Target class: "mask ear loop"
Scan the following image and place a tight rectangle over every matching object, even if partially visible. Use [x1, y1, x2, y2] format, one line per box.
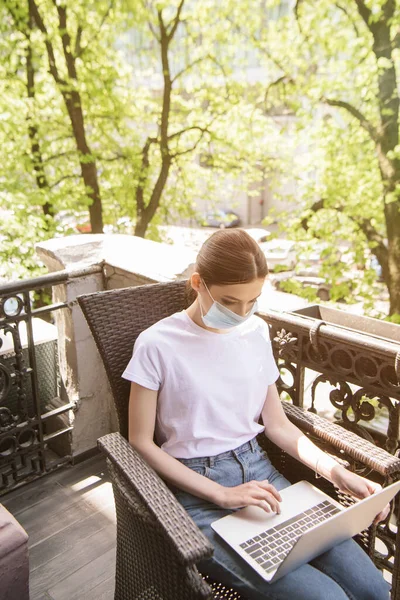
[198, 278, 212, 319]
[198, 296, 205, 319]
[201, 278, 214, 302]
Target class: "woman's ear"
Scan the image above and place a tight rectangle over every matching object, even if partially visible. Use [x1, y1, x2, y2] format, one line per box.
[191, 272, 201, 292]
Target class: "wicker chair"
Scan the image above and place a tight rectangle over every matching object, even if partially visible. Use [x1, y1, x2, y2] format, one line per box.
[78, 280, 400, 600]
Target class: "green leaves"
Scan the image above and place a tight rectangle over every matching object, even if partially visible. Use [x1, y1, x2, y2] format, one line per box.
[249, 0, 400, 315]
[1, 0, 400, 315]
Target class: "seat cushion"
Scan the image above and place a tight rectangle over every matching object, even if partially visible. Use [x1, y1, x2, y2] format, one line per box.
[0, 504, 28, 559]
[0, 503, 29, 600]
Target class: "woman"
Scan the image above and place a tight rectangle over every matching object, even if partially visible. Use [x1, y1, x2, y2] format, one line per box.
[123, 229, 390, 600]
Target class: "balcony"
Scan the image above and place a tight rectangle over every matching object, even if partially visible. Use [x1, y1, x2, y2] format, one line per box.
[1, 454, 115, 600]
[1, 233, 399, 598]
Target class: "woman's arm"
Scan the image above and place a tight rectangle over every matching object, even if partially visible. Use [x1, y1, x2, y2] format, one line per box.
[128, 382, 282, 512]
[262, 384, 389, 522]
[262, 384, 343, 482]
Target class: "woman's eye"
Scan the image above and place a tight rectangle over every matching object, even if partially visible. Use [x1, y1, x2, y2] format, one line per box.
[222, 299, 256, 307]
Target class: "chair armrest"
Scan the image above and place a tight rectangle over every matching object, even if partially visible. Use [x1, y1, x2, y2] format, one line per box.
[282, 402, 400, 477]
[97, 432, 214, 566]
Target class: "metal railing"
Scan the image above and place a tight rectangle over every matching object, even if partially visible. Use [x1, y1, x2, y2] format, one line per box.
[261, 307, 400, 579]
[261, 308, 400, 451]
[0, 265, 103, 495]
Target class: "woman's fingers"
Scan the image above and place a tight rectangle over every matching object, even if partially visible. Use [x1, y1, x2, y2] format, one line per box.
[373, 502, 391, 525]
[335, 472, 377, 500]
[254, 493, 281, 514]
[249, 482, 282, 513]
[256, 499, 272, 513]
[337, 476, 390, 524]
[367, 481, 382, 494]
[219, 481, 282, 513]
[337, 483, 365, 499]
[255, 480, 282, 502]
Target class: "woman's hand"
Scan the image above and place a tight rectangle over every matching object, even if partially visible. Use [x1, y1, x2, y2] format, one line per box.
[216, 480, 282, 514]
[331, 465, 390, 524]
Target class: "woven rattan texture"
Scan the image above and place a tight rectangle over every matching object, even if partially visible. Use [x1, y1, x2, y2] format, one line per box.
[108, 460, 213, 600]
[99, 433, 214, 565]
[78, 280, 189, 439]
[283, 402, 400, 476]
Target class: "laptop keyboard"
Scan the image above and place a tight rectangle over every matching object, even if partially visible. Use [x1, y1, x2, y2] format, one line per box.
[240, 500, 341, 573]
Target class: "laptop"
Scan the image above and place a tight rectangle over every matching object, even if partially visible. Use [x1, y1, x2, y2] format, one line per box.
[211, 479, 400, 583]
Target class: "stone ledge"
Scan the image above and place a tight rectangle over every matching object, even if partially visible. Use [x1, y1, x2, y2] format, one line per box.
[36, 234, 196, 283]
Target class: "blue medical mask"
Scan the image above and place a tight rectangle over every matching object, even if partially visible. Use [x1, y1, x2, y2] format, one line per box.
[199, 280, 259, 329]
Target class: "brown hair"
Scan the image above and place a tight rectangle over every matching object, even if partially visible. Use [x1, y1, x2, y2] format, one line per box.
[187, 229, 268, 302]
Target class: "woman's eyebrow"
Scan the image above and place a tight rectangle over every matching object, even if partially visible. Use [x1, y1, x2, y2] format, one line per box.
[221, 293, 262, 302]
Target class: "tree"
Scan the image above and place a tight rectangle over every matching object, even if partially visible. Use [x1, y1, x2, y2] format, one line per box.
[0, 0, 295, 287]
[131, 0, 210, 237]
[4, 0, 54, 217]
[1, 0, 132, 241]
[248, 0, 400, 316]
[109, 0, 285, 238]
[29, 0, 104, 232]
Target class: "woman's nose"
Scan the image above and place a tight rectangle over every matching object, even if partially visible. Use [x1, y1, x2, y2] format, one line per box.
[236, 305, 248, 317]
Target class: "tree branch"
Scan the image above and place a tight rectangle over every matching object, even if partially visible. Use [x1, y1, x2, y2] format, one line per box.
[353, 0, 372, 31]
[392, 29, 400, 49]
[75, 1, 113, 58]
[294, 0, 304, 20]
[383, 0, 396, 24]
[171, 55, 207, 83]
[252, 37, 293, 81]
[301, 199, 389, 274]
[74, 25, 83, 57]
[170, 131, 208, 158]
[354, 0, 395, 58]
[323, 97, 381, 143]
[264, 75, 294, 106]
[335, 2, 360, 38]
[324, 97, 396, 182]
[49, 174, 78, 189]
[6, 0, 55, 216]
[142, 0, 159, 40]
[42, 150, 76, 164]
[294, 0, 307, 35]
[168, 125, 210, 141]
[30, 0, 66, 85]
[300, 200, 325, 230]
[158, 11, 172, 147]
[166, 0, 185, 42]
[52, 1, 77, 80]
[4, 0, 28, 36]
[147, 20, 160, 41]
[171, 143, 202, 158]
[136, 137, 157, 214]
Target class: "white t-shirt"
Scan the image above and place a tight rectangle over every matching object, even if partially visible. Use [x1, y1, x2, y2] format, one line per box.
[122, 310, 279, 458]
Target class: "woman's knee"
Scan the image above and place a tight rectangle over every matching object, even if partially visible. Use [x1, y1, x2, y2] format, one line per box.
[199, 553, 350, 600]
[311, 539, 390, 600]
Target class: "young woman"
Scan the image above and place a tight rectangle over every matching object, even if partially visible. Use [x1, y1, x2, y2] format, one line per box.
[123, 229, 390, 600]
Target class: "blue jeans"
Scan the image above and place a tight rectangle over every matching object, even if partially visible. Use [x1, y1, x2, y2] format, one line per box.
[172, 438, 390, 600]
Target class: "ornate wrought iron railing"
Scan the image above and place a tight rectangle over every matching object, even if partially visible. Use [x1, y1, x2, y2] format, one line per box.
[261, 305, 400, 580]
[0, 265, 102, 495]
